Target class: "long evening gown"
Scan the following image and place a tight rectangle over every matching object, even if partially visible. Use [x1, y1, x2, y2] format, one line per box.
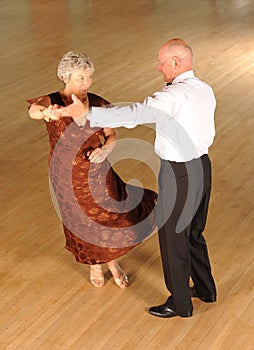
[41, 91, 157, 264]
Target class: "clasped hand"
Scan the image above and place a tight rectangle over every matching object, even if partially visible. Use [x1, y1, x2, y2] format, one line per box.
[42, 104, 61, 121]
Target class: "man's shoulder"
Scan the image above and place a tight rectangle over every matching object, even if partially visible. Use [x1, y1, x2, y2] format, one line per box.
[175, 76, 214, 93]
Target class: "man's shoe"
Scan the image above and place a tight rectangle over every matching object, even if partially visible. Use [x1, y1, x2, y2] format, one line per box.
[149, 304, 192, 318]
[190, 287, 216, 303]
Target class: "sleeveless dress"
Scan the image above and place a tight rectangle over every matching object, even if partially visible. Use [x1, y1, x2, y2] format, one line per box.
[44, 91, 157, 264]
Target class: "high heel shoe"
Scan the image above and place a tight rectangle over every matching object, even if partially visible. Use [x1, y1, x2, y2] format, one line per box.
[90, 264, 104, 288]
[108, 263, 128, 289]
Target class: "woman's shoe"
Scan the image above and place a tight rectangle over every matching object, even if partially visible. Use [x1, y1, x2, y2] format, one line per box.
[90, 264, 104, 288]
[108, 262, 128, 289]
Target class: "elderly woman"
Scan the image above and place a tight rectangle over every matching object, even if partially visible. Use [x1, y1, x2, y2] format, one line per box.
[28, 51, 157, 289]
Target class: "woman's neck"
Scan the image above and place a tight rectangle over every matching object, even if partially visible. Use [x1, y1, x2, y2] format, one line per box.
[60, 89, 88, 105]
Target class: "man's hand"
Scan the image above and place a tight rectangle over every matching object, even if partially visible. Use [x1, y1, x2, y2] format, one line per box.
[53, 94, 89, 119]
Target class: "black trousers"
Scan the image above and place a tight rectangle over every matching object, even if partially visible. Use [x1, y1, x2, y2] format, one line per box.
[156, 155, 216, 314]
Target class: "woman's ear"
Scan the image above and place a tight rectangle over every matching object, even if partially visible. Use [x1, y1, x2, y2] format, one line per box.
[62, 73, 70, 85]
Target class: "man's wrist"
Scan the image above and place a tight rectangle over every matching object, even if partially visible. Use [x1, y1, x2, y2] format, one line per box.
[86, 110, 91, 121]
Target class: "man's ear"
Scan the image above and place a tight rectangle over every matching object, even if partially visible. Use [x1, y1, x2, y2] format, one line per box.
[172, 56, 181, 68]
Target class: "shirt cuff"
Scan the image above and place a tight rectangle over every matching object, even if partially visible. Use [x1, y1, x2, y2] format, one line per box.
[74, 114, 87, 127]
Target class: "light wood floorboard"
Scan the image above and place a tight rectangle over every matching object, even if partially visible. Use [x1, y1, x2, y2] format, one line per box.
[1, 0, 254, 349]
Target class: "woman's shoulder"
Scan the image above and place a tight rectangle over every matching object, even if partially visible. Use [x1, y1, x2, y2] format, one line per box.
[47, 91, 65, 106]
[88, 92, 111, 107]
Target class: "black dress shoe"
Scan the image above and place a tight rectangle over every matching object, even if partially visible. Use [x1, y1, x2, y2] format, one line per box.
[190, 287, 216, 303]
[149, 304, 192, 318]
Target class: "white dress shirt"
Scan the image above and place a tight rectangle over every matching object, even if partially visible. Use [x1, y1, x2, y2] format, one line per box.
[89, 71, 216, 162]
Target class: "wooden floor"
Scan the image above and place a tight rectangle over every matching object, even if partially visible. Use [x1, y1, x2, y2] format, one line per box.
[1, 0, 254, 349]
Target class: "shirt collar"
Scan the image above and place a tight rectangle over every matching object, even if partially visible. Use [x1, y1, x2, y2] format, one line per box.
[172, 70, 194, 84]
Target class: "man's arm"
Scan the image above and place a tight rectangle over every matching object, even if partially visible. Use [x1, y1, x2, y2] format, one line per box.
[54, 94, 169, 128]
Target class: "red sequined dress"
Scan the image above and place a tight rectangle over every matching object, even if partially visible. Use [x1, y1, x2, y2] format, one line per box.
[44, 91, 157, 264]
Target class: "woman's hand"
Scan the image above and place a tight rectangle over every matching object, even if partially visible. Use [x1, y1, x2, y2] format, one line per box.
[87, 147, 109, 163]
[41, 104, 62, 121]
[88, 127, 117, 163]
[28, 95, 61, 121]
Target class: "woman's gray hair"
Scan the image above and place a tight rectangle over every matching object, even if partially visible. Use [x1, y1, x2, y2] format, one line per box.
[57, 51, 94, 81]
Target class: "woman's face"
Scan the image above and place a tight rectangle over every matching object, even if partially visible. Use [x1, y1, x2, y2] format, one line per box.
[65, 68, 93, 95]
